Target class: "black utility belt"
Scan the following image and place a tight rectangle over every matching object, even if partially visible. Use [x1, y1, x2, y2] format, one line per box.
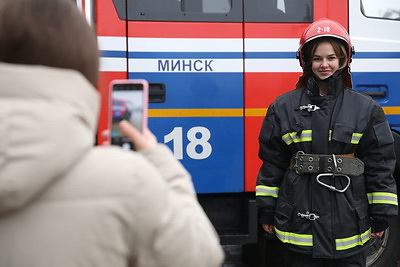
[289, 151, 364, 176]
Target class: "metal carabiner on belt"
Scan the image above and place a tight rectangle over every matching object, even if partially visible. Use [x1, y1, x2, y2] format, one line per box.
[316, 173, 350, 193]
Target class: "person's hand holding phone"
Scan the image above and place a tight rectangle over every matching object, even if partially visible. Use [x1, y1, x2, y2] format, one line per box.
[118, 120, 157, 151]
[110, 79, 148, 150]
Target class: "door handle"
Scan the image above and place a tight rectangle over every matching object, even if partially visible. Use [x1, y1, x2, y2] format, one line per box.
[364, 91, 387, 97]
[149, 83, 166, 103]
[356, 85, 387, 98]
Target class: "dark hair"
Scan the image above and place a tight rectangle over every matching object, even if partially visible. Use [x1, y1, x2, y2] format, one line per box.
[302, 37, 348, 71]
[0, 0, 99, 86]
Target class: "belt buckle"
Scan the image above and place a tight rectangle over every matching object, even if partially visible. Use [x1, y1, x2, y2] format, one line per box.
[294, 151, 305, 174]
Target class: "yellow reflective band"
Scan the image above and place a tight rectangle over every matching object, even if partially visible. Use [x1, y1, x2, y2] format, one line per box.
[367, 192, 398, 206]
[336, 228, 371, 251]
[282, 130, 312, 145]
[256, 185, 279, 198]
[274, 228, 313, 246]
[351, 133, 363, 144]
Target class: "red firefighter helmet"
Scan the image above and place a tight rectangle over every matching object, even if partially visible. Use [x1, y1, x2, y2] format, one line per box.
[295, 18, 355, 88]
[297, 18, 355, 68]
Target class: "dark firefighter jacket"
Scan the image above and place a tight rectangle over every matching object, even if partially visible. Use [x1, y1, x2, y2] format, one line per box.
[256, 72, 398, 259]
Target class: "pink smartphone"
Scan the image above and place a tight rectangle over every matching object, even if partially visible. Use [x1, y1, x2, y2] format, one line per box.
[109, 79, 149, 150]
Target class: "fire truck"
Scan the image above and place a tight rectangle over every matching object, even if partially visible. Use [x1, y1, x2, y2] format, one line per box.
[77, 0, 400, 266]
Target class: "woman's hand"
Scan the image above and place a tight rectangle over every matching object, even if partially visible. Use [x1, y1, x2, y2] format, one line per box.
[370, 231, 384, 238]
[262, 224, 275, 234]
[118, 120, 157, 151]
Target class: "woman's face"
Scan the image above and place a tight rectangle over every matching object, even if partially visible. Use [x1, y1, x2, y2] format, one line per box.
[311, 41, 340, 80]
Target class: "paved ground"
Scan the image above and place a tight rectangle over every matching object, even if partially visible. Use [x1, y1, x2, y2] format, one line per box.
[221, 244, 400, 267]
[222, 245, 250, 267]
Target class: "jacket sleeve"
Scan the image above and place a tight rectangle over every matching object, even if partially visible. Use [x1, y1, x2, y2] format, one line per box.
[357, 102, 398, 220]
[256, 102, 292, 212]
[134, 144, 224, 267]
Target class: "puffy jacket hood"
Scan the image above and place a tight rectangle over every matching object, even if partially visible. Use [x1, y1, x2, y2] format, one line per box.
[0, 63, 99, 214]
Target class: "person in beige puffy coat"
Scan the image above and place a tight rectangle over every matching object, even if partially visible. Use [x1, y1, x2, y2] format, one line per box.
[0, 0, 224, 266]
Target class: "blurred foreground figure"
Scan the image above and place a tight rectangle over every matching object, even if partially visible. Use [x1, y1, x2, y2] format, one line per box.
[0, 0, 224, 266]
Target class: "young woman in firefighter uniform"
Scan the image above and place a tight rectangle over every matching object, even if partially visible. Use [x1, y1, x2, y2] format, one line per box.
[256, 18, 398, 266]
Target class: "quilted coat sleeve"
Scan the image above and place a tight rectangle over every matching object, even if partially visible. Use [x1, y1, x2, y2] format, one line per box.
[256, 102, 292, 210]
[356, 102, 398, 220]
[135, 144, 224, 267]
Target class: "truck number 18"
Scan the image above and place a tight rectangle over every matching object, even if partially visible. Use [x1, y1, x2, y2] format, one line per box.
[164, 127, 212, 160]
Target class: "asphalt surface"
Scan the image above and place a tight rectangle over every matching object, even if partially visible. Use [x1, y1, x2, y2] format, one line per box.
[222, 245, 250, 267]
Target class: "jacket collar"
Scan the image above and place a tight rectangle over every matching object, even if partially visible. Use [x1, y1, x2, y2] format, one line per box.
[306, 70, 345, 99]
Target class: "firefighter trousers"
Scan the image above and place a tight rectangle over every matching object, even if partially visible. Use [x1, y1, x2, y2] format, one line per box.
[282, 247, 367, 267]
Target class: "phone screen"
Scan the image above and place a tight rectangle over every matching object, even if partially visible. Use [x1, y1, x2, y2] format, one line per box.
[111, 82, 146, 149]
